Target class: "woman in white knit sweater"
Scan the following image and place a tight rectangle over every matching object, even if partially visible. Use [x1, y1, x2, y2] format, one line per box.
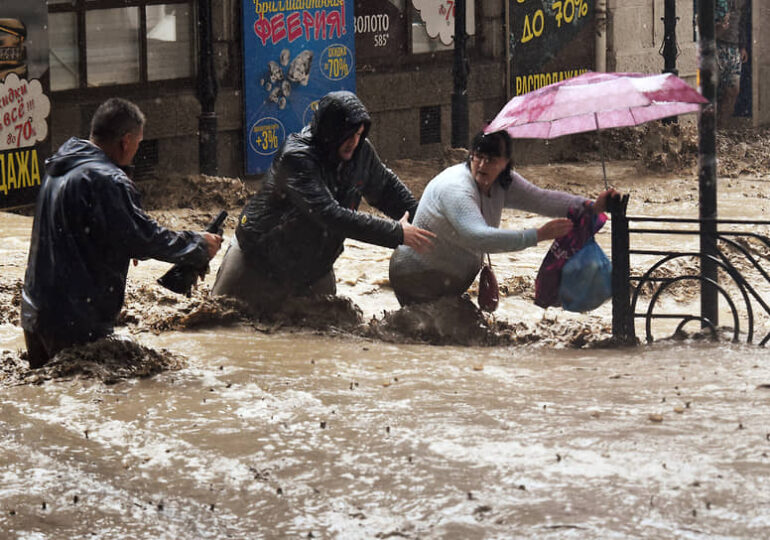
[388, 129, 617, 306]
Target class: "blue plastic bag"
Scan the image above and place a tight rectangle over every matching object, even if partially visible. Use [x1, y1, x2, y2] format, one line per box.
[558, 238, 612, 312]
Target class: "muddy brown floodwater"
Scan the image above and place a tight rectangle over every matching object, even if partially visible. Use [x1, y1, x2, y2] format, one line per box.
[1, 124, 770, 538]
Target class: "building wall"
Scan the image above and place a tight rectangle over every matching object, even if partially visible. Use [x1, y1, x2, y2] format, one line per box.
[49, 0, 245, 179]
[359, 59, 508, 160]
[607, 0, 698, 85]
[328, 0, 511, 163]
[49, 1, 511, 179]
[50, 88, 247, 180]
[48, 1, 755, 179]
[754, 0, 770, 124]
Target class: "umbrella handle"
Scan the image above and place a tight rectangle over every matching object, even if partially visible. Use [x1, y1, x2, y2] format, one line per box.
[595, 113, 608, 191]
[599, 140, 608, 191]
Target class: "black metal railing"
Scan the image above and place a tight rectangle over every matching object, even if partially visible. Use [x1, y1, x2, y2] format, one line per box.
[609, 195, 770, 345]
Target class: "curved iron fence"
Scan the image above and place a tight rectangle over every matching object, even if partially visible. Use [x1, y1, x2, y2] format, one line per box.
[609, 196, 770, 345]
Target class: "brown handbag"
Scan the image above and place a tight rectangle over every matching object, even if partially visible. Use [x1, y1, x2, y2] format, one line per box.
[478, 254, 499, 312]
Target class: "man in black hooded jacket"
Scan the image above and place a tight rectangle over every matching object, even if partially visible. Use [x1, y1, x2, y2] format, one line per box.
[212, 91, 434, 314]
[21, 98, 222, 368]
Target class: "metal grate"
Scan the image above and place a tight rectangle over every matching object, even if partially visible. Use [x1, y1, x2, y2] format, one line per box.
[419, 105, 441, 145]
[133, 139, 159, 180]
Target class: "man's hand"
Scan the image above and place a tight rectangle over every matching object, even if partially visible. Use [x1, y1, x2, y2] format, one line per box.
[399, 212, 436, 253]
[202, 232, 223, 259]
[537, 218, 573, 242]
[593, 188, 621, 214]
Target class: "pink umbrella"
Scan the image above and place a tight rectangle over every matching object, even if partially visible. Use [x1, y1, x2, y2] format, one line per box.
[485, 71, 708, 188]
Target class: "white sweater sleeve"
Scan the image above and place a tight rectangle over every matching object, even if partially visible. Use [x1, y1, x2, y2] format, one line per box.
[505, 171, 587, 217]
[440, 179, 538, 254]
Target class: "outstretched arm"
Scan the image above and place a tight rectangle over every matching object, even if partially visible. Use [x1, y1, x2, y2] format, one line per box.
[277, 152, 407, 249]
[505, 171, 587, 216]
[98, 172, 211, 267]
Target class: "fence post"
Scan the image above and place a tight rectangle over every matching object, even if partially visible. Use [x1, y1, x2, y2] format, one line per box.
[196, 0, 218, 176]
[661, 0, 679, 125]
[451, 0, 469, 149]
[697, 0, 719, 328]
[609, 194, 635, 344]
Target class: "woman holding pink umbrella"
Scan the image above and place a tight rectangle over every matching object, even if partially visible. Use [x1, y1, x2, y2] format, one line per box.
[388, 129, 617, 307]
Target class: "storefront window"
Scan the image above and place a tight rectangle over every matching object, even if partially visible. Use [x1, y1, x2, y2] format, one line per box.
[411, 11, 453, 54]
[410, 0, 475, 54]
[146, 4, 193, 81]
[86, 8, 141, 86]
[48, 12, 79, 90]
[47, 0, 193, 91]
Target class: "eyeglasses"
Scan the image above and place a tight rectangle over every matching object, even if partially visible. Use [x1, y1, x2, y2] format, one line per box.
[471, 153, 505, 165]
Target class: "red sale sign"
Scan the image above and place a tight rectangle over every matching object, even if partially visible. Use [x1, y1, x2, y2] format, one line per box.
[0, 2, 51, 209]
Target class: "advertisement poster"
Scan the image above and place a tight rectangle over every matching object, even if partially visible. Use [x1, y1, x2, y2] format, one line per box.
[242, 0, 356, 175]
[0, 1, 50, 208]
[354, 0, 406, 61]
[509, 0, 595, 97]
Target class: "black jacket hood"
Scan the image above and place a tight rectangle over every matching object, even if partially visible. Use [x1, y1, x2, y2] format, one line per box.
[45, 137, 105, 177]
[310, 91, 371, 161]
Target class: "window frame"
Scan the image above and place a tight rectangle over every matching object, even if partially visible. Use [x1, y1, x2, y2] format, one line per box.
[407, 1, 477, 56]
[48, 0, 196, 95]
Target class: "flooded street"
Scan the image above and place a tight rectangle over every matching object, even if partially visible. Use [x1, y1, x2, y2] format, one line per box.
[2, 331, 770, 538]
[2, 146, 770, 537]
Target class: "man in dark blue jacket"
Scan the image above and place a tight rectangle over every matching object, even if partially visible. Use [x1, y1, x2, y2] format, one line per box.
[21, 98, 222, 368]
[211, 91, 435, 315]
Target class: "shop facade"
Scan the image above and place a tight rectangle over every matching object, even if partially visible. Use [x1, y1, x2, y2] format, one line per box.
[38, 1, 769, 183]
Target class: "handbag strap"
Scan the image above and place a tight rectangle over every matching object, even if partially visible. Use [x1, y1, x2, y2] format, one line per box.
[474, 177, 494, 270]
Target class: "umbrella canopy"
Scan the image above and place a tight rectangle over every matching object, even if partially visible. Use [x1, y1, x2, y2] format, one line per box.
[486, 72, 708, 140]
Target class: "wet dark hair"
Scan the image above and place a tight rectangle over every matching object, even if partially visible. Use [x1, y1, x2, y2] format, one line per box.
[90, 98, 145, 144]
[467, 129, 514, 188]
